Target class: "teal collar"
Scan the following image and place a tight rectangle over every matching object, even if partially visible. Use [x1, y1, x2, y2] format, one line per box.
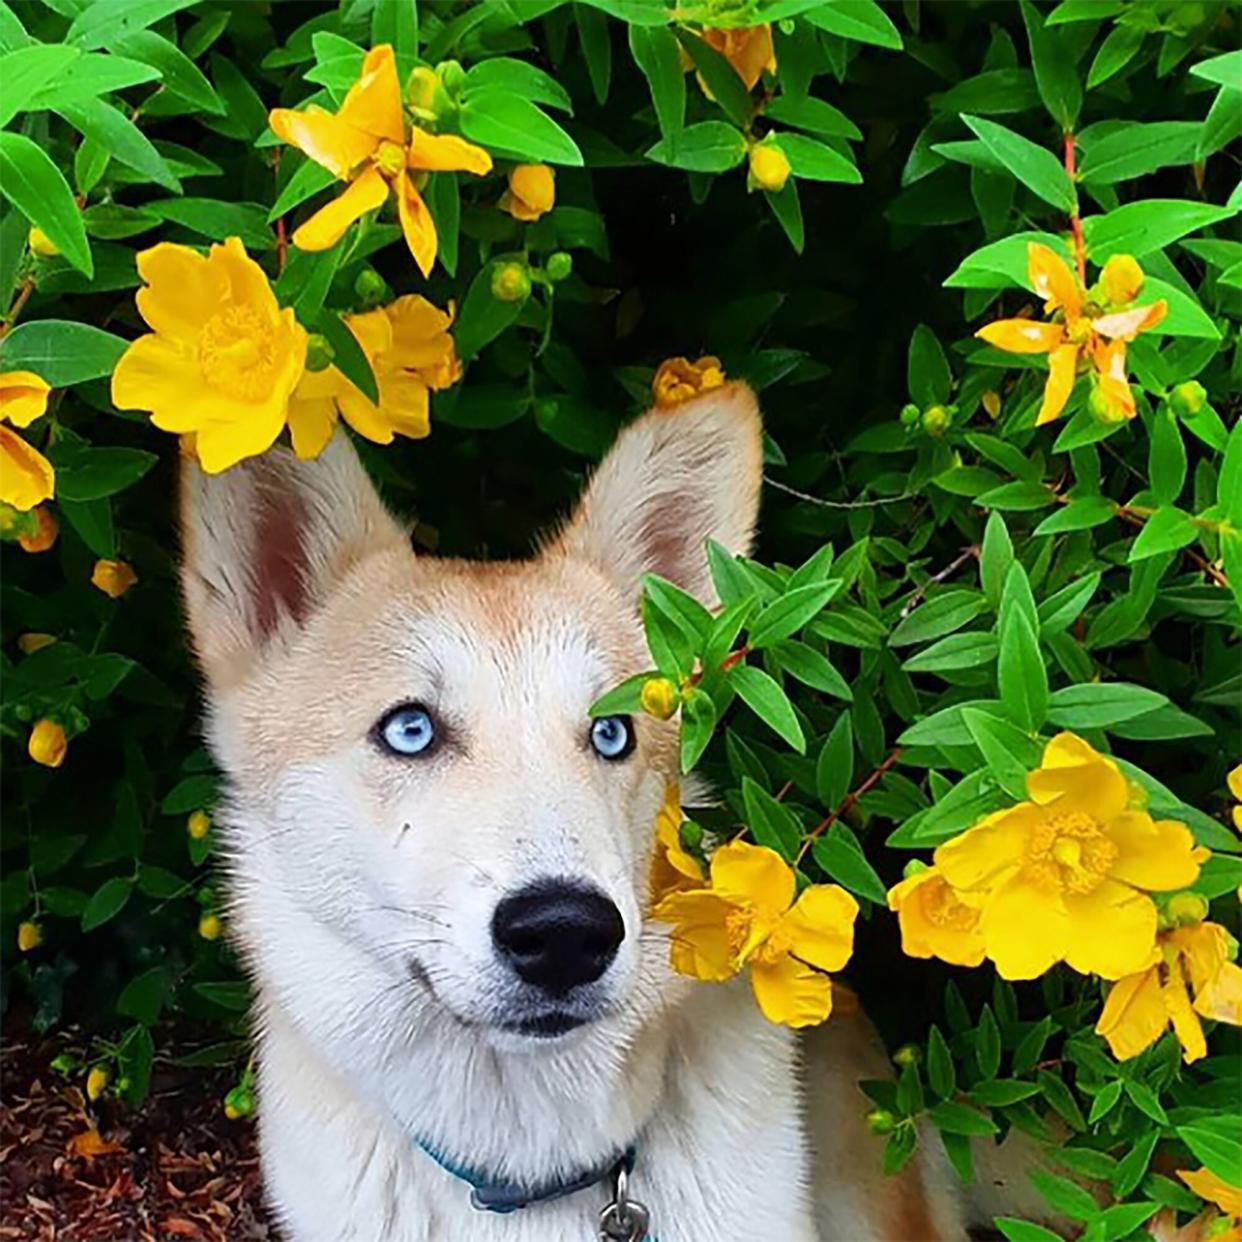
[415, 1137, 636, 1215]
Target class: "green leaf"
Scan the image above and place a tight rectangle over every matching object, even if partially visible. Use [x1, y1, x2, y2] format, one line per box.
[1019, 0, 1082, 130]
[1089, 1079, 1124, 1123]
[890, 590, 990, 646]
[765, 177, 804, 253]
[81, 876, 134, 932]
[804, 0, 903, 51]
[997, 609, 1047, 732]
[1028, 1169, 1097, 1221]
[995, 1218, 1065, 1242]
[1080, 122, 1202, 186]
[269, 158, 336, 221]
[764, 95, 861, 141]
[680, 687, 717, 773]
[931, 69, 1040, 117]
[902, 632, 998, 674]
[976, 481, 1056, 511]
[465, 58, 572, 115]
[1038, 573, 1101, 635]
[459, 91, 584, 166]
[1123, 1081, 1168, 1126]
[56, 98, 179, 191]
[963, 708, 1041, 799]
[371, 0, 418, 80]
[0, 43, 81, 127]
[970, 1080, 1041, 1107]
[1128, 507, 1197, 562]
[113, 30, 224, 113]
[116, 966, 168, 1026]
[771, 132, 862, 183]
[454, 260, 525, 361]
[65, 0, 198, 50]
[194, 981, 250, 1011]
[0, 320, 125, 384]
[576, 4, 612, 105]
[628, 25, 684, 141]
[773, 641, 853, 700]
[313, 307, 378, 404]
[742, 776, 802, 860]
[1083, 200, 1239, 262]
[928, 1100, 999, 1137]
[1033, 496, 1116, 535]
[646, 121, 747, 173]
[1114, 1130, 1161, 1200]
[816, 712, 854, 808]
[1086, 23, 1145, 88]
[1177, 1116, 1242, 1185]
[749, 581, 841, 648]
[1036, 1068, 1086, 1132]
[26, 51, 162, 111]
[927, 1025, 956, 1101]
[813, 823, 886, 903]
[0, 132, 92, 277]
[976, 1004, 1002, 1080]
[1012, 1017, 1054, 1075]
[53, 447, 158, 502]
[1190, 49, 1242, 89]
[908, 324, 951, 407]
[148, 199, 275, 250]
[589, 674, 649, 718]
[731, 664, 806, 752]
[961, 116, 1075, 212]
[1046, 682, 1168, 728]
[675, 27, 752, 128]
[60, 497, 115, 558]
[644, 573, 713, 641]
[1095, 1204, 1160, 1242]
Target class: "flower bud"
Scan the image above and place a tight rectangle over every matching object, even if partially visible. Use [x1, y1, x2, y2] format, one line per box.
[86, 1066, 110, 1101]
[749, 142, 791, 193]
[640, 676, 681, 721]
[680, 819, 703, 851]
[922, 405, 951, 437]
[1100, 254, 1144, 306]
[1169, 380, 1207, 417]
[546, 252, 573, 283]
[892, 1044, 922, 1068]
[353, 267, 388, 307]
[866, 1108, 897, 1135]
[406, 66, 444, 118]
[305, 333, 336, 373]
[17, 506, 58, 553]
[18, 632, 56, 655]
[50, 1053, 77, 1074]
[17, 921, 41, 952]
[28, 719, 67, 768]
[224, 1085, 255, 1119]
[188, 810, 212, 840]
[901, 859, 930, 880]
[899, 402, 920, 427]
[28, 226, 60, 257]
[198, 912, 222, 941]
[437, 59, 466, 97]
[491, 261, 531, 303]
[91, 559, 138, 599]
[1165, 891, 1209, 927]
[981, 391, 1001, 419]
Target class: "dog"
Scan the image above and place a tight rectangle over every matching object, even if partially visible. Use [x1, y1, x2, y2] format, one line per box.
[180, 383, 981, 1240]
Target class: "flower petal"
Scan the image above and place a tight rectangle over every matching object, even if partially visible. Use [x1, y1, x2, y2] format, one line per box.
[0, 425, 54, 510]
[979, 872, 1069, 980]
[1089, 339, 1136, 421]
[339, 45, 405, 145]
[0, 371, 51, 428]
[934, 803, 1040, 892]
[292, 167, 389, 251]
[976, 318, 1064, 354]
[888, 868, 986, 967]
[1091, 301, 1167, 342]
[1026, 732, 1129, 822]
[269, 104, 377, 179]
[407, 130, 493, 176]
[1162, 970, 1207, 1063]
[781, 884, 858, 973]
[654, 890, 737, 982]
[749, 955, 832, 1028]
[1103, 812, 1204, 893]
[396, 175, 437, 277]
[193, 399, 288, 474]
[1035, 343, 1078, 426]
[374, 372, 430, 439]
[1028, 243, 1081, 318]
[1227, 763, 1242, 803]
[709, 840, 795, 920]
[287, 395, 338, 459]
[134, 243, 227, 343]
[111, 334, 196, 421]
[1178, 1169, 1242, 1219]
[1062, 879, 1158, 980]
[1096, 967, 1166, 1061]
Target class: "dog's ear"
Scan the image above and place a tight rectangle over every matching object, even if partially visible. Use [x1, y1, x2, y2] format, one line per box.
[553, 382, 762, 606]
[179, 432, 406, 691]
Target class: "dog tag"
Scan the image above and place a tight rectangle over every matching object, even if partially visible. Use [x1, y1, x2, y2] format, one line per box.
[599, 1161, 649, 1241]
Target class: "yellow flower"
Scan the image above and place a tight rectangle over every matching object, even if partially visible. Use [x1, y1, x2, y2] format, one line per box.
[652, 355, 726, 406]
[28, 226, 59, 257]
[934, 733, 1207, 981]
[287, 295, 461, 459]
[17, 921, 41, 951]
[695, 25, 776, 91]
[18, 632, 56, 654]
[1100, 253, 1143, 305]
[28, 719, 67, 768]
[886, 865, 986, 967]
[748, 142, 790, 193]
[0, 371, 54, 511]
[1179, 1168, 1242, 1220]
[1097, 920, 1242, 1063]
[501, 164, 555, 221]
[654, 839, 858, 1027]
[18, 506, 58, 553]
[199, 912, 222, 941]
[269, 45, 492, 277]
[1229, 764, 1242, 833]
[91, 559, 137, 599]
[187, 810, 211, 840]
[649, 784, 703, 908]
[111, 238, 307, 473]
[975, 244, 1166, 426]
[86, 1066, 110, 1102]
[640, 677, 680, 721]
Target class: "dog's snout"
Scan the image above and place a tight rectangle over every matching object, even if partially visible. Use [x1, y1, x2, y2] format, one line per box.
[491, 882, 624, 997]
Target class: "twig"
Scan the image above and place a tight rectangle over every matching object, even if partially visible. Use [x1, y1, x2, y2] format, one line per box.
[796, 747, 904, 866]
[764, 475, 914, 510]
[1064, 133, 1086, 287]
[1, 276, 35, 337]
[1113, 506, 1230, 589]
[899, 546, 980, 618]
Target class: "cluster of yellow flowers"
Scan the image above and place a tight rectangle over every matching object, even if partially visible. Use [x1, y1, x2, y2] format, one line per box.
[978, 244, 1166, 426]
[0, 370, 54, 512]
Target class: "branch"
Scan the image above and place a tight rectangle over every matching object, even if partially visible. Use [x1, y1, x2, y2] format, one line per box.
[764, 475, 914, 510]
[796, 747, 904, 866]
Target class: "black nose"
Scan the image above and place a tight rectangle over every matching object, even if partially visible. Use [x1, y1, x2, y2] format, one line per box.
[491, 882, 625, 997]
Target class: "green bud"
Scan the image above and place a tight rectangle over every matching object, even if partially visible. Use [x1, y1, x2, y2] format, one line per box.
[866, 1108, 897, 1135]
[892, 1044, 922, 1068]
[491, 261, 532, 303]
[354, 267, 388, 307]
[899, 402, 920, 426]
[901, 859, 930, 880]
[680, 819, 703, 851]
[50, 1053, 77, 1075]
[13, 704, 33, 723]
[922, 405, 951, 436]
[1170, 380, 1207, 417]
[546, 252, 573, 283]
[437, 59, 466, 97]
[305, 333, 335, 373]
[116, 1076, 130, 1093]
[1165, 891, 1209, 927]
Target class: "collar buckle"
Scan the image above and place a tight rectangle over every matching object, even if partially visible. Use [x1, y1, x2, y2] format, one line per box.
[599, 1159, 650, 1241]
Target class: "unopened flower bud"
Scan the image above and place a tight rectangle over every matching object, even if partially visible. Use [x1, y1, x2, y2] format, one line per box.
[902, 859, 930, 880]
[893, 1044, 922, 1068]
[1165, 892, 1209, 927]
[546, 252, 573, 283]
[354, 267, 388, 307]
[922, 405, 951, 437]
[406, 66, 443, 116]
[866, 1108, 897, 1135]
[187, 810, 211, 840]
[1170, 380, 1207, 417]
[899, 403, 920, 427]
[86, 1066, 110, 1101]
[28, 719, 67, 768]
[17, 506, 58, 554]
[28, 226, 59, 257]
[491, 261, 531, 303]
[17, 921, 41, 952]
[198, 912, 222, 941]
[981, 391, 1001, 419]
[437, 59, 466, 97]
[680, 819, 703, 851]
[18, 632, 56, 655]
[224, 1085, 254, 1119]
[305, 333, 335, 372]
[640, 676, 681, 721]
[91, 559, 137, 599]
[50, 1054, 76, 1074]
[748, 142, 791, 193]
[1100, 254, 1144, 306]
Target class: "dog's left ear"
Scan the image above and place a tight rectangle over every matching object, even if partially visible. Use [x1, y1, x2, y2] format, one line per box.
[552, 382, 762, 606]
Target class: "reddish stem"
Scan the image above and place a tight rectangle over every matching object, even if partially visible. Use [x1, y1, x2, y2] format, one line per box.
[1063, 132, 1086, 286]
[795, 747, 904, 866]
[276, 216, 288, 275]
[1, 276, 35, 337]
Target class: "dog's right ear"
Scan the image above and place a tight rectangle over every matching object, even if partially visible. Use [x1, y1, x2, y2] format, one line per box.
[179, 432, 406, 692]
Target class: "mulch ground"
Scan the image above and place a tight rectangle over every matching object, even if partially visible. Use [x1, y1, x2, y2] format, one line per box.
[0, 1031, 273, 1242]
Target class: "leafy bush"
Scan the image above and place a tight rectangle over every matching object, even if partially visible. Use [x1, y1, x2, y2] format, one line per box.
[1, 0, 1239, 1235]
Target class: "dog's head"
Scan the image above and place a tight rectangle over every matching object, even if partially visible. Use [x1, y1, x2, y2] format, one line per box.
[180, 385, 760, 1059]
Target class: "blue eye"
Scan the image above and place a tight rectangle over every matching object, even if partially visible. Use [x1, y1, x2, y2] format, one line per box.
[378, 705, 436, 757]
[590, 715, 634, 761]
